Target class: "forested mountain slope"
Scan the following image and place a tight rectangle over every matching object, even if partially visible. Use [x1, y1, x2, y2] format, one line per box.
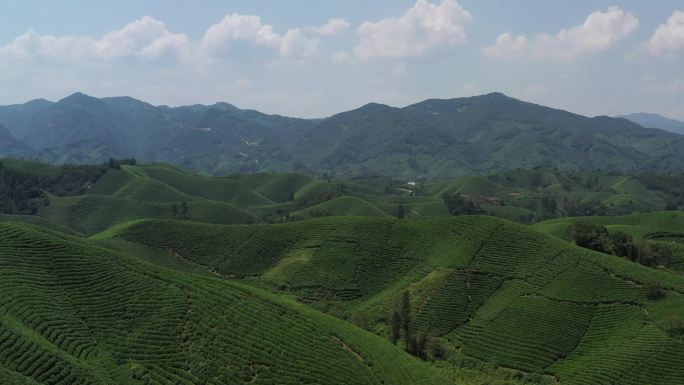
[1, 93, 683, 177]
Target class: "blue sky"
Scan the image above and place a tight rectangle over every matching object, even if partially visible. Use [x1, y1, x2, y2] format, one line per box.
[1, 0, 683, 119]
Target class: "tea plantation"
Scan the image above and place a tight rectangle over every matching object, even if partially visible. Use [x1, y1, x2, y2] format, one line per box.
[0, 222, 452, 384]
[2, 159, 684, 384]
[114, 216, 684, 385]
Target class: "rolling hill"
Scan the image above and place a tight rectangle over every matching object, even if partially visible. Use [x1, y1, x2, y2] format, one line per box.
[109, 215, 684, 385]
[533, 211, 684, 272]
[3, 158, 683, 234]
[2, 157, 684, 383]
[2, 93, 684, 177]
[0, 222, 451, 385]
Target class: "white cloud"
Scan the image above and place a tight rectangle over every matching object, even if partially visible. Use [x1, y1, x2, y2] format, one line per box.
[0, 14, 346, 65]
[309, 18, 350, 36]
[0, 16, 190, 62]
[201, 14, 282, 54]
[482, 7, 639, 60]
[201, 15, 348, 59]
[354, 0, 472, 59]
[648, 11, 684, 55]
[481, 33, 530, 60]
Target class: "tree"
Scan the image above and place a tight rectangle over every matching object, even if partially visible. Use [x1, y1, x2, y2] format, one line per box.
[442, 193, 482, 216]
[645, 282, 665, 301]
[637, 242, 673, 268]
[287, 191, 295, 201]
[172, 203, 178, 218]
[541, 195, 557, 218]
[665, 199, 678, 211]
[181, 201, 189, 219]
[608, 231, 637, 260]
[412, 323, 434, 359]
[389, 311, 401, 344]
[567, 221, 611, 253]
[400, 290, 412, 349]
[396, 204, 405, 219]
[660, 315, 684, 337]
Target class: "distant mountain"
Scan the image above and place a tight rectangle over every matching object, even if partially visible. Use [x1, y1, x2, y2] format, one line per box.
[0, 123, 31, 157]
[297, 93, 684, 177]
[618, 112, 684, 135]
[1, 92, 683, 177]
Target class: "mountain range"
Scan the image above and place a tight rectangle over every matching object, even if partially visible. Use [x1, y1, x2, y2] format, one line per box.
[1, 92, 683, 178]
[619, 112, 684, 136]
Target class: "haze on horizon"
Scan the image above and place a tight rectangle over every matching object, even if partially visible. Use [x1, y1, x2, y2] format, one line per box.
[1, 0, 683, 120]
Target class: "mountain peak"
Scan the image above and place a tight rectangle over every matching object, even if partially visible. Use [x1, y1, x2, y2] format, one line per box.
[483, 91, 509, 98]
[358, 102, 393, 111]
[209, 102, 240, 112]
[58, 92, 100, 104]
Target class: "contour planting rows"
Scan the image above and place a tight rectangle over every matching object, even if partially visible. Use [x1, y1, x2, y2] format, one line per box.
[116, 216, 684, 384]
[0, 223, 451, 385]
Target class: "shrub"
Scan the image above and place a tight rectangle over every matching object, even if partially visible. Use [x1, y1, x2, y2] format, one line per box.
[443, 193, 482, 216]
[644, 283, 665, 301]
[659, 315, 684, 337]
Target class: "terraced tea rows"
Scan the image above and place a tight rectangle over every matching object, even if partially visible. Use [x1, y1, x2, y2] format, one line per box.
[0, 223, 451, 384]
[116, 216, 684, 384]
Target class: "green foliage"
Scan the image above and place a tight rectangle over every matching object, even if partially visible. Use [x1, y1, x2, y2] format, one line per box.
[567, 221, 611, 252]
[567, 221, 673, 268]
[443, 193, 482, 216]
[645, 282, 666, 301]
[0, 161, 107, 215]
[659, 315, 684, 337]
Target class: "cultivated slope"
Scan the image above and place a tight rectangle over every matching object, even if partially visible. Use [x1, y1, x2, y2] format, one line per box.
[0, 222, 450, 385]
[116, 216, 684, 385]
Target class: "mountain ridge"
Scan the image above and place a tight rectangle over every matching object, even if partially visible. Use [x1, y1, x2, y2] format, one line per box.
[1, 92, 683, 177]
[619, 112, 684, 136]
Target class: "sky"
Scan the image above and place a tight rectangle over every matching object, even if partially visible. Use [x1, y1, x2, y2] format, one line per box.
[1, 0, 683, 119]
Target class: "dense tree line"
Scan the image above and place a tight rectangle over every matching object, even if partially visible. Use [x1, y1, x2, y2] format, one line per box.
[388, 290, 437, 360]
[442, 193, 483, 216]
[0, 158, 135, 215]
[637, 173, 684, 210]
[567, 221, 673, 268]
[107, 158, 137, 169]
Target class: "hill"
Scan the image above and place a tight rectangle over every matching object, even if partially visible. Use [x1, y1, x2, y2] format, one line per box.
[0, 222, 451, 384]
[113, 216, 684, 385]
[2, 93, 684, 177]
[533, 212, 684, 272]
[3, 158, 683, 233]
[620, 113, 684, 136]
